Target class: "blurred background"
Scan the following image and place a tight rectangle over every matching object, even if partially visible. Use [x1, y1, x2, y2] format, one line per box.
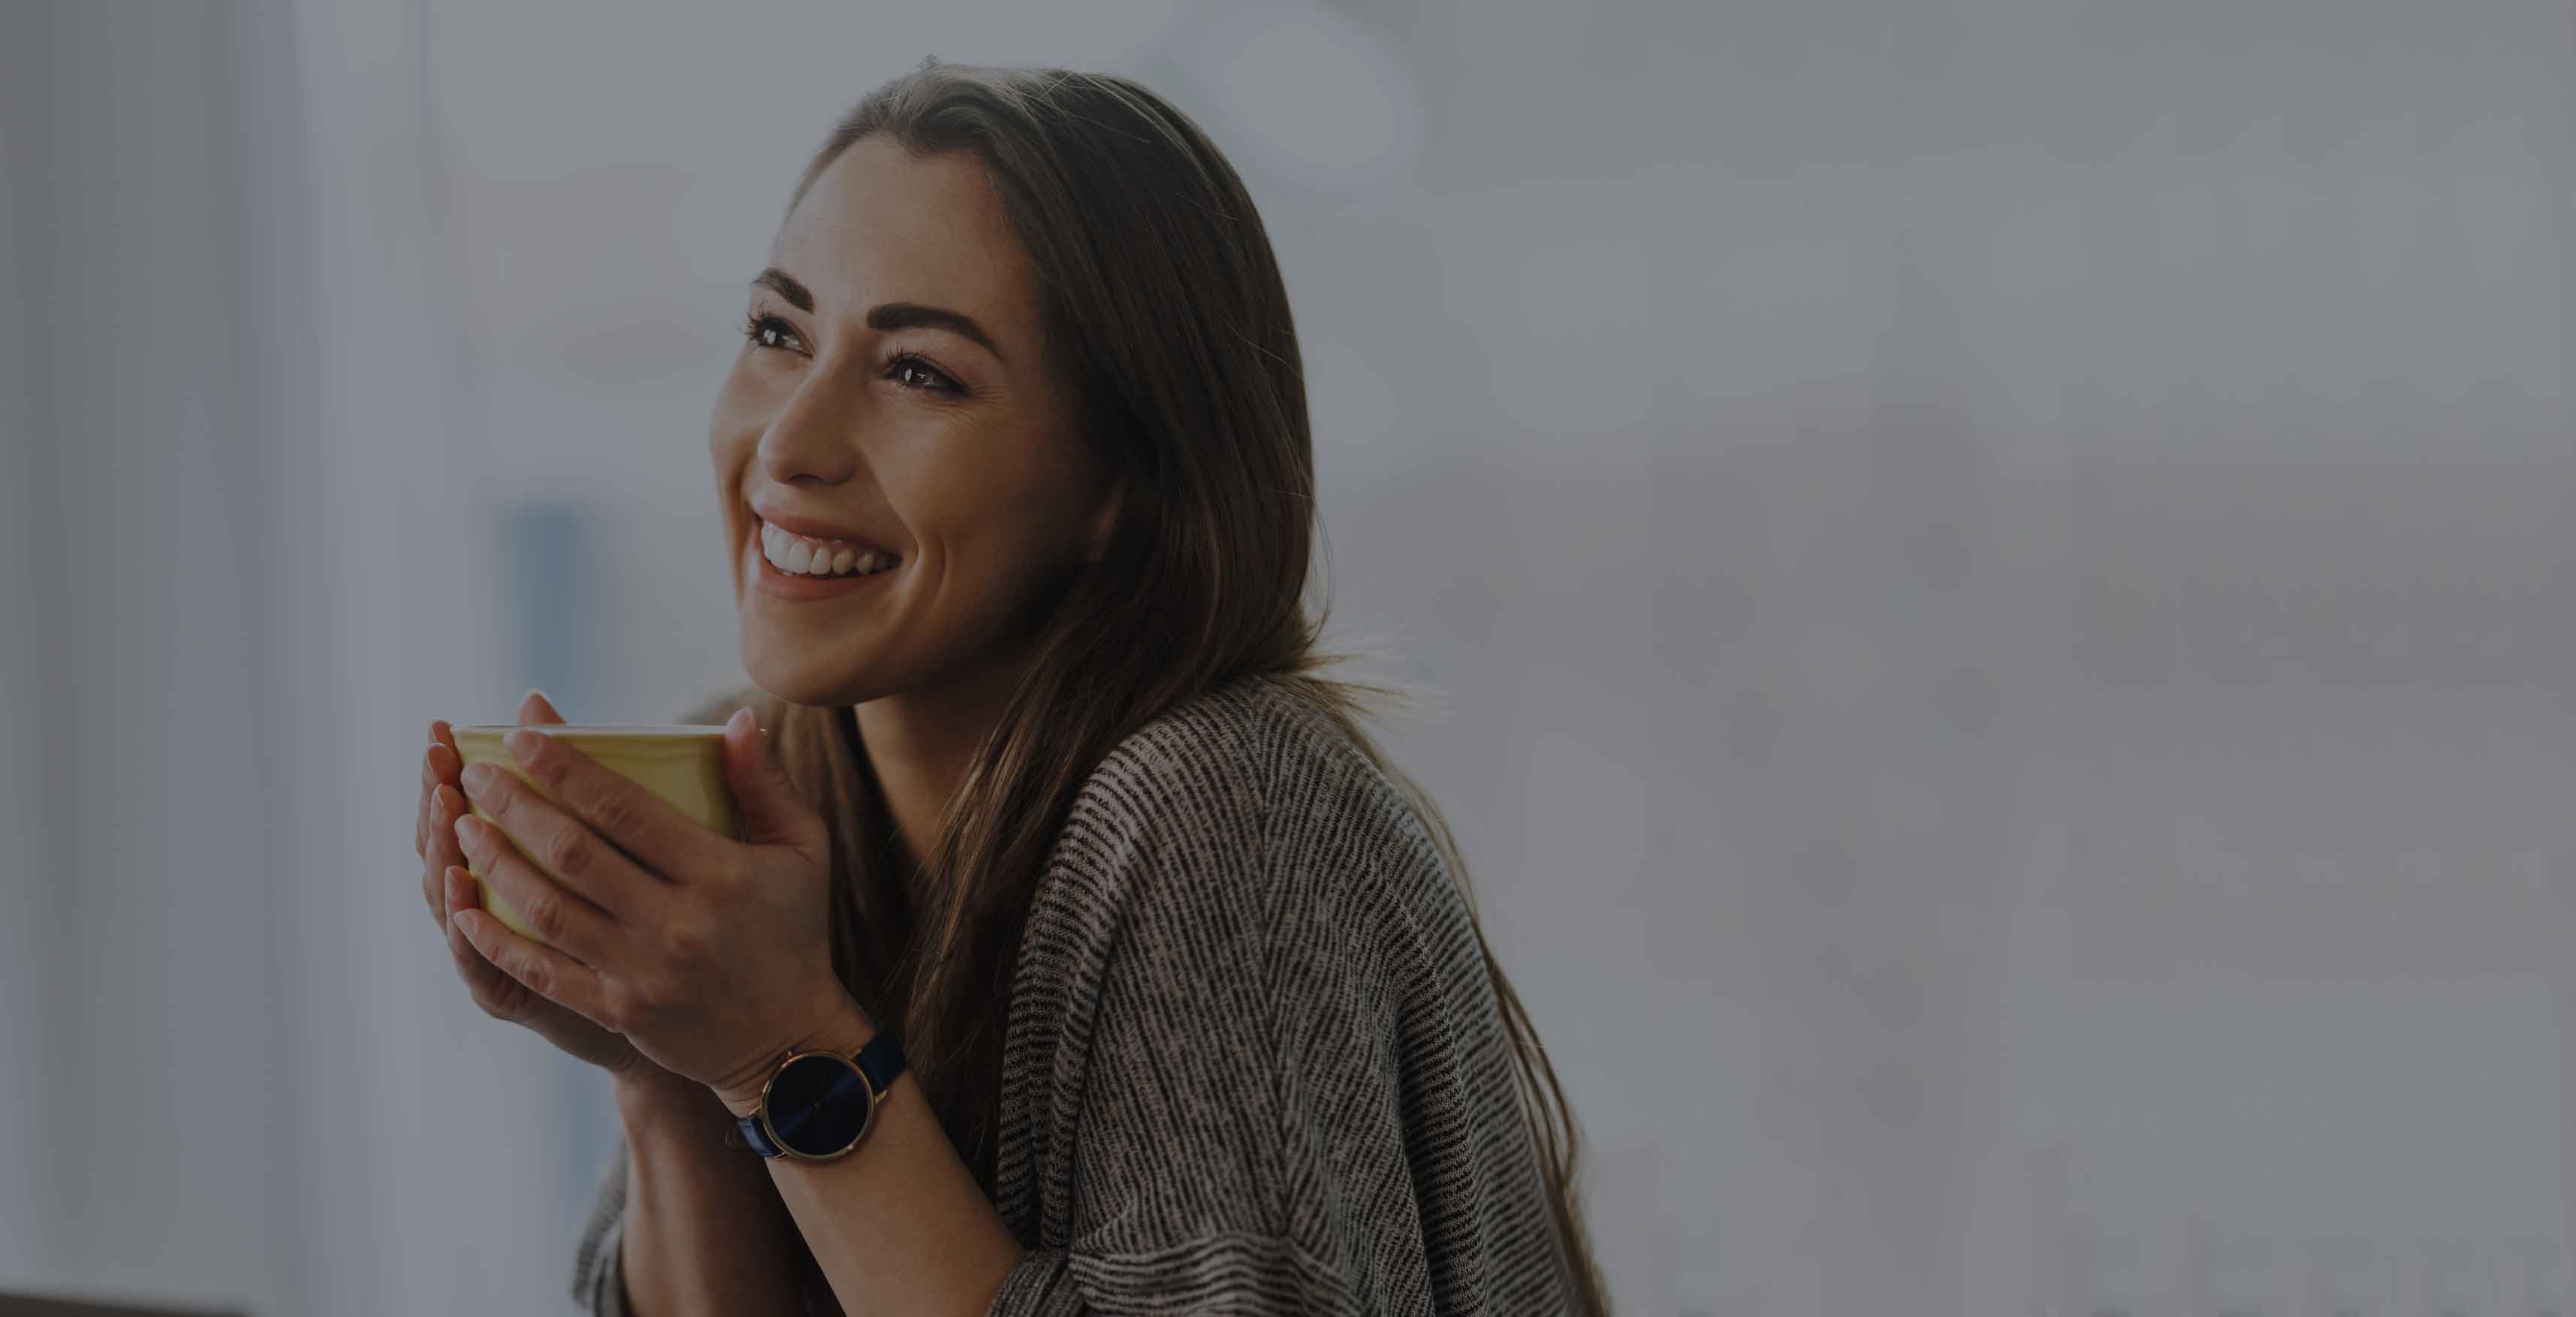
[2, 0, 2568, 1313]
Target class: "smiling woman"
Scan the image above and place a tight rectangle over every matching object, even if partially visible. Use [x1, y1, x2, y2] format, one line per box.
[426, 56, 1609, 1317]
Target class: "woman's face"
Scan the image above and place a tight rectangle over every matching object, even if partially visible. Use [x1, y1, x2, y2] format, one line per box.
[711, 134, 1121, 708]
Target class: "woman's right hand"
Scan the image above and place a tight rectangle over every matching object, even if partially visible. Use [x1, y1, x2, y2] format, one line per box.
[420, 690, 682, 1087]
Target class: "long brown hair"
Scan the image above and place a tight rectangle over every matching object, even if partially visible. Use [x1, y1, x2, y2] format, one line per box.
[691, 59, 1609, 1315]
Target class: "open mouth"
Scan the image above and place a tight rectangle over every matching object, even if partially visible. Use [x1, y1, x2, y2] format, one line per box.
[756, 517, 903, 580]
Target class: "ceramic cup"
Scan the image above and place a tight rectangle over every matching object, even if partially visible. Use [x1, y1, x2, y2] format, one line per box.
[445, 724, 742, 948]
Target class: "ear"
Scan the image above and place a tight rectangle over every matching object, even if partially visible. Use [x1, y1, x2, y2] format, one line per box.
[1082, 474, 1127, 565]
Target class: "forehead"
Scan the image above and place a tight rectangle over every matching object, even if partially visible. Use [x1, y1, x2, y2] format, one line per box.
[770, 135, 1036, 336]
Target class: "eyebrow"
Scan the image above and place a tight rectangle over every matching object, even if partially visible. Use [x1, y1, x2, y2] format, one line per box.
[750, 267, 1005, 364]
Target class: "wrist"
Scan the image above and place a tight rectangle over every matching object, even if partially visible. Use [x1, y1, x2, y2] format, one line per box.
[612, 1062, 724, 1126]
[715, 997, 881, 1120]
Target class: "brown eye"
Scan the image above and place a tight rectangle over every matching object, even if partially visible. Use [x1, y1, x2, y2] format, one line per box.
[740, 311, 805, 354]
[885, 354, 963, 395]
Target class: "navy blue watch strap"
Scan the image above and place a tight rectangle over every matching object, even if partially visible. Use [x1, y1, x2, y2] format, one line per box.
[735, 1030, 906, 1159]
[853, 1028, 906, 1094]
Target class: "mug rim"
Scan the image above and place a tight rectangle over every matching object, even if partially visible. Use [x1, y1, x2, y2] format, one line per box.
[449, 724, 730, 736]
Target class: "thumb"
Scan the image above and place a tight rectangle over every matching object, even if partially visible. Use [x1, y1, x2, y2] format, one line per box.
[518, 688, 567, 726]
[722, 707, 819, 852]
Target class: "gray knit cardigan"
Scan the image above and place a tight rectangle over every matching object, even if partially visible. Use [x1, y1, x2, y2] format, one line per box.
[570, 675, 1573, 1315]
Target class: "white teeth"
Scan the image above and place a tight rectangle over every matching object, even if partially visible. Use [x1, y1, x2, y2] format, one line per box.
[758, 518, 899, 577]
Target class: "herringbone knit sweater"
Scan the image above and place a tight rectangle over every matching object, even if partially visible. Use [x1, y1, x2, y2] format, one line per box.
[569, 675, 1573, 1315]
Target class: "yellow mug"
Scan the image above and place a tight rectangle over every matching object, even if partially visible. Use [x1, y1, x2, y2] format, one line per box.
[446, 724, 742, 947]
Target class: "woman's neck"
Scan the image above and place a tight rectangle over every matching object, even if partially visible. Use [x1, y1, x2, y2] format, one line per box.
[851, 646, 1033, 882]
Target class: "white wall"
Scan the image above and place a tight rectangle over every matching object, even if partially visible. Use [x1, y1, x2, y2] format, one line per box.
[0, 1, 281, 1306]
[0, 0, 65, 1278]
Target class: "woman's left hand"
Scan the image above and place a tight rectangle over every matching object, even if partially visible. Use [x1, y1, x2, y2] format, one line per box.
[448, 707, 858, 1107]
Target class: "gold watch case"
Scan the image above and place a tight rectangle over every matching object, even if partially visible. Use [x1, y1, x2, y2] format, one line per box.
[754, 1047, 880, 1162]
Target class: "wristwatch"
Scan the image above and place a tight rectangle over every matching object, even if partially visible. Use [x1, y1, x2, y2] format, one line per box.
[729, 1030, 907, 1162]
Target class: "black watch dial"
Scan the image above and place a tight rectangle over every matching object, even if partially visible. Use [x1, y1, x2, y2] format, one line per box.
[765, 1052, 874, 1158]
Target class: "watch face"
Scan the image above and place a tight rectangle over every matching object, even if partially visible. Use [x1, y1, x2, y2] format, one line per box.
[765, 1053, 873, 1158]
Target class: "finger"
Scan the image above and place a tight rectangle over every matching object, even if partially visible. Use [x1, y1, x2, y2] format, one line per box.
[519, 689, 566, 725]
[445, 866, 556, 1024]
[421, 716, 466, 877]
[422, 787, 449, 927]
[433, 700, 547, 866]
[722, 707, 826, 857]
[451, 891, 616, 1032]
[490, 728, 717, 897]
[443, 866, 520, 1014]
[453, 813, 620, 969]
[478, 697, 554, 875]
[418, 733, 448, 858]
[459, 748, 660, 918]
[418, 736, 462, 859]
[422, 782, 469, 929]
[427, 722, 462, 788]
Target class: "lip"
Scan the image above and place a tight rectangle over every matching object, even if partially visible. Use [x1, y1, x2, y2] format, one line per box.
[748, 538, 900, 600]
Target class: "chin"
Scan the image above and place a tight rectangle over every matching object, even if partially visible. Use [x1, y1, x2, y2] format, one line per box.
[746, 658, 872, 709]
[740, 638, 910, 709]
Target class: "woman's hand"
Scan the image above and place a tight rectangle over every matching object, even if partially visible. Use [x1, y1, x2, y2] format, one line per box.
[439, 692, 857, 1108]
[421, 692, 665, 1079]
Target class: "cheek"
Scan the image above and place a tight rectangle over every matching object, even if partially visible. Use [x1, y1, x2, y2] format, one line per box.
[708, 372, 764, 460]
[897, 469, 1101, 652]
[908, 451, 1093, 579]
[912, 511, 1051, 619]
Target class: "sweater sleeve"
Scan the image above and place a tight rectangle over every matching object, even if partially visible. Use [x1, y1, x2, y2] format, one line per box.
[985, 722, 1446, 1317]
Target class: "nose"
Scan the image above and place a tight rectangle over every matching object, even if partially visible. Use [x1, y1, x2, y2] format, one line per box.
[756, 375, 862, 488]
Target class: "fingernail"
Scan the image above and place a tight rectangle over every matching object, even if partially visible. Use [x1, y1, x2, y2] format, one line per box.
[461, 761, 495, 794]
[503, 729, 541, 762]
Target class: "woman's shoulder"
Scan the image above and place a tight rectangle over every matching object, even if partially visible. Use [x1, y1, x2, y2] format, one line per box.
[1063, 674, 1447, 907]
[1083, 674, 1389, 822]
